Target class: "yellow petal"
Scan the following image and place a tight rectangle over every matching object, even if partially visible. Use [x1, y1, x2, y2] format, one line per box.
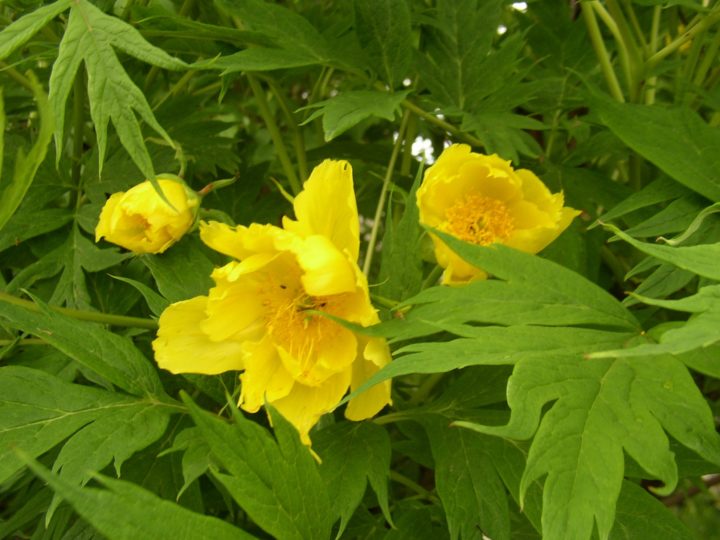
[200, 221, 284, 261]
[95, 192, 124, 242]
[239, 336, 295, 413]
[505, 206, 580, 254]
[153, 297, 244, 374]
[292, 235, 358, 296]
[269, 369, 351, 444]
[284, 160, 360, 260]
[345, 337, 392, 420]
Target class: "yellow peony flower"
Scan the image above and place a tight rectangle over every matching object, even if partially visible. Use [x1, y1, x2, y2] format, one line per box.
[417, 144, 580, 284]
[152, 160, 392, 443]
[95, 176, 199, 254]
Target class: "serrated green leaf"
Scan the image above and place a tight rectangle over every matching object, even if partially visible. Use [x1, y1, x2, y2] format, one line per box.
[423, 419, 510, 540]
[50, 226, 132, 309]
[376, 163, 424, 302]
[0, 0, 72, 61]
[23, 456, 254, 540]
[48, 0, 187, 180]
[0, 208, 73, 254]
[609, 481, 694, 540]
[456, 354, 720, 540]
[183, 395, 334, 540]
[215, 0, 330, 61]
[314, 422, 392, 537]
[110, 275, 170, 317]
[0, 296, 163, 397]
[604, 223, 720, 280]
[0, 72, 54, 232]
[353, 0, 412, 88]
[416, 0, 505, 110]
[163, 427, 211, 498]
[0, 366, 170, 485]
[142, 237, 214, 303]
[302, 90, 408, 141]
[592, 96, 720, 202]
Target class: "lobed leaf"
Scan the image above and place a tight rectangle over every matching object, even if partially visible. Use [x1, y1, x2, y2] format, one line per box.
[0, 0, 71, 61]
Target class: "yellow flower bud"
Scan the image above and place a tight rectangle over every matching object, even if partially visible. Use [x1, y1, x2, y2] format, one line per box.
[95, 176, 199, 254]
[417, 144, 580, 284]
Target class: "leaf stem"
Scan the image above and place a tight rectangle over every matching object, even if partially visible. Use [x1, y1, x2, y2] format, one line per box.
[363, 110, 411, 276]
[581, 2, 626, 102]
[398, 97, 486, 148]
[264, 76, 308, 182]
[71, 70, 85, 208]
[0, 291, 158, 330]
[646, 5, 720, 70]
[389, 471, 439, 503]
[247, 74, 302, 194]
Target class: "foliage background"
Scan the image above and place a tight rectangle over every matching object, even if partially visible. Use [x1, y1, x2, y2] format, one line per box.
[1, 0, 720, 539]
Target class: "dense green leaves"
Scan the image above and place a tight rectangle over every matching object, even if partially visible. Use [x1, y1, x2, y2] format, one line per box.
[48, 0, 187, 180]
[593, 97, 720, 202]
[25, 457, 254, 540]
[184, 396, 334, 540]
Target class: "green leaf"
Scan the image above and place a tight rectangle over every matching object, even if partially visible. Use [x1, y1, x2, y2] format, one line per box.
[110, 275, 170, 317]
[416, 0, 505, 110]
[50, 226, 132, 309]
[48, 0, 187, 180]
[314, 422, 392, 537]
[592, 97, 720, 202]
[376, 162, 424, 302]
[0, 72, 54, 232]
[23, 456, 254, 540]
[215, 0, 330, 61]
[0, 208, 73, 254]
[456, 353, 720, 540]
[142, 237, 214, 303]
[609, 481, 694, 540]
[0, 0, 72, 61]
[183, 395, 334, 540]
[0, 366, 170, 485]
[301, 90, 408, 141]
[211, 47, 322, 73]
[604, 223, 720, 280]
[597, 177, 690, 226]
[423, 419, 510, 540]
[0, 296, 164, 397]
[353, 0, 412, 88]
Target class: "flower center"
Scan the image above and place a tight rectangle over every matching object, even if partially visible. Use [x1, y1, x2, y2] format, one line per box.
[261, 277, 341, 377]
[441, 194, 514, 245]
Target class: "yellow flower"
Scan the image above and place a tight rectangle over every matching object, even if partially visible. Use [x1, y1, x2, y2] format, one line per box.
[95, 176, 199, 254]
[152, 161, 392, 443]
[417, 144, 580, 284]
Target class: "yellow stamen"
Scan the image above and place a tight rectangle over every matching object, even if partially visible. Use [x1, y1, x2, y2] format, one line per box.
[441, 194, 514, 245]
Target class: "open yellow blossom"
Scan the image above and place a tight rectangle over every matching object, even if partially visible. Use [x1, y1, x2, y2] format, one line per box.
[417, 144, 580, 284]
[152, 161, 392, 443]
[95, 176, 199, 254]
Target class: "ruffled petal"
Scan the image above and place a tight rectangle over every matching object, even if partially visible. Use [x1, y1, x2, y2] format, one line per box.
[239, 336, 295, 413]
[269, 369, 351, 444]
[292, 235, 358, 296]
[153, 296, 245, 374]
[345, 336, 392, 420]
[284, 160, 360, 260]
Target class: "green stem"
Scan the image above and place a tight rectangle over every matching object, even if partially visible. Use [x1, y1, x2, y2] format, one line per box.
[592, 1, 635, 99]
[0, 63, 35, 92]
[407, 373, 445, 406]
[71, 70, 85, 208]
[646, 5, 720, 70]
[693, 29, 720, 88]
[247, 74, 302, 194]
[400, 113, 418, 177]
[581, 2, 626, 102]
[645, 6, 662, 104]
[398, 98, 486, 148]
[153, 69, 196, 111]
[265, 77, 308, 182]
[389, 471, 438, 503]
[621, 0, 648, 51]
[421, 264, 443, 289]
[362, 111, 411, 276]
[0, 338, 45, 346]
[0, 291, 158, 330]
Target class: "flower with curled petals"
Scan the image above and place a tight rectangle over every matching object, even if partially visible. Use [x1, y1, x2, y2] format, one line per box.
[417, 144, 580, 284]
[152, 160, 391, 443]
[95, 175, 198, 254]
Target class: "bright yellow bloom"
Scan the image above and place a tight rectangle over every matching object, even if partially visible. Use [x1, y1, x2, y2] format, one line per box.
[152, 161, 392, 443]
[95, 176, 199, 254]
[417, 144, 580, 284]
